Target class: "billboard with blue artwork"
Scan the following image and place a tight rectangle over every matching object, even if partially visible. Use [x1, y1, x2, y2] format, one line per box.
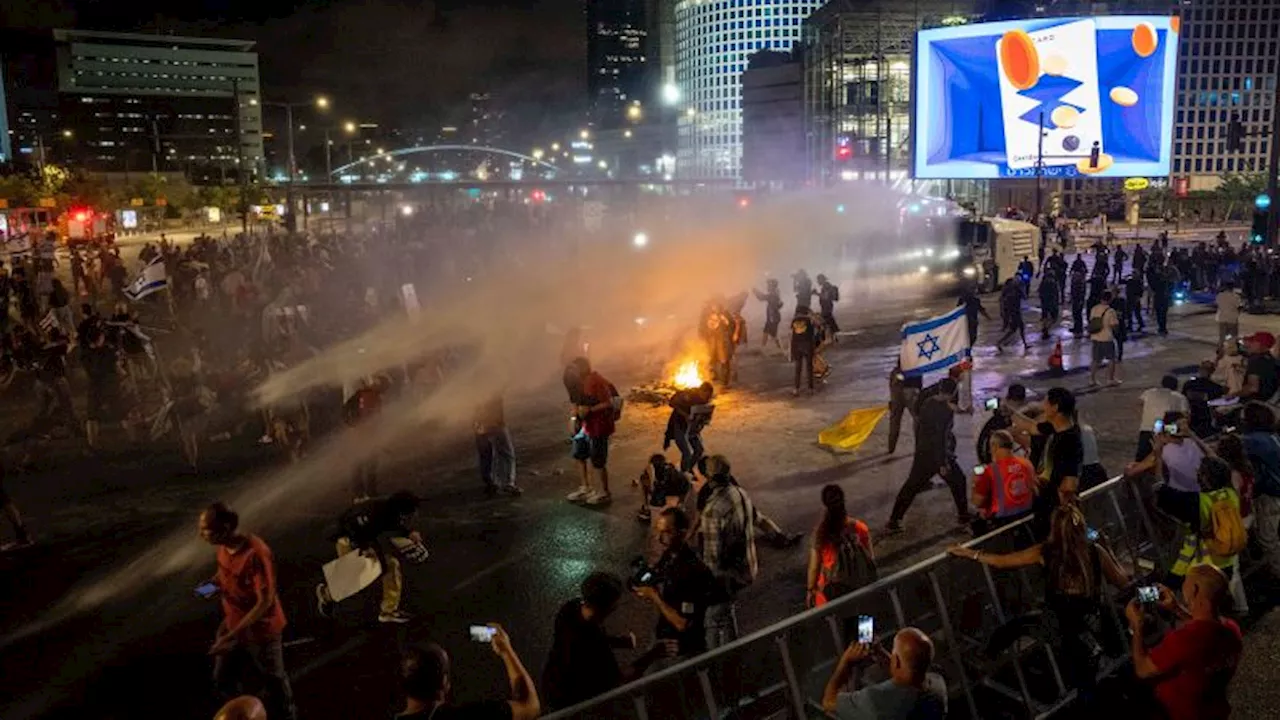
[913, 16, 1179, 179]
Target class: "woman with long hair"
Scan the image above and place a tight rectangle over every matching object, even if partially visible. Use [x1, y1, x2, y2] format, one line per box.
[949, 502, 1129, 695]
[1216, 433, 1255, 524]
[805, 484, 874, 608]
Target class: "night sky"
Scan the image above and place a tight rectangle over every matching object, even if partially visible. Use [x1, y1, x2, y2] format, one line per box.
[2, 0, 588, 143]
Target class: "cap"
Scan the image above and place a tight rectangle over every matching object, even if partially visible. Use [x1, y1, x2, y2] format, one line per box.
[1245, 331, 1276, 349]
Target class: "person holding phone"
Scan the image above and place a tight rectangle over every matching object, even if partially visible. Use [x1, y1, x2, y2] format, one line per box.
[198, 502, 296, 720]
[633, 507, 720, 663]
[821, 627, 947, 720]
[395, 627, 541, 720]
[1004, 387, 1081, 541]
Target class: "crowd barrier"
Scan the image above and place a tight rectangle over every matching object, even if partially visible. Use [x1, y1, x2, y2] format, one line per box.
[545, 473, 1184, 720]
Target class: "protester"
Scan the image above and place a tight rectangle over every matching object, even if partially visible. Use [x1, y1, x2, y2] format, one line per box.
[315, 491, 427, 624]
[0, 460, 33, 549]
[663, 381, 714, 472]
[567, 357, 618, 505]
[1005, 387, 1081, 540]
[1127, 411, 1206, 494]
[814, 273, 840, 340]
[693, 454, 758, 648]
[975, 384, 1029, 465]
[1078, 421, 1109, 491]
[634, 508, 719, 662]
[806, 484, 875, 608]
[886, 378, 971, 533]
[949, 503, 1129, 700]
[1215, 281, 1242, 345]
[1240, 402, 1280, 582]
[343, 375, 386, 502]
[1239, 331, 1278, 403]
[970, 430, 1035, 535]
[198, 502, 296, 720]
[820, 628, 947, 720]
[541, 571, 670, 710]
[1136, 375, 1189, 461]
[80, 327, 131, 451]
[995, 278, 1028, 353]
[1087, 290, 1120, 386]
[475, 394, 521, 497]
[1125, 565, 1242, 720]
[751, 279, 784, 353]
[956, 284, 990, 347]
[395, 633, 540, 720]
[886, 363, 922, 455]
[790, 307, 818, 396]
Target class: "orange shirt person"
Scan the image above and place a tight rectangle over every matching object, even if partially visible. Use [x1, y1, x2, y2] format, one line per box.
[806, 484, 874, 608]
[199, 503, 296, 720]
[972, 430, 1036, 531]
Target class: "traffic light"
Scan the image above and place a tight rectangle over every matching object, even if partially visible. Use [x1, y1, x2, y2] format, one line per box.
[1227, 113, 1245, 152]
[1251, 209, 1269, 244]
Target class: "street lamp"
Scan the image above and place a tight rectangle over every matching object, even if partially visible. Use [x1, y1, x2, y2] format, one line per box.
[61, 129, 73, 138]
[551, 142, 561, 152]
[316, 95, 330, 110]
[532, 148, 545, 160]
[627, 104, 643, 122]
[260, 93, 330, 230]
[662, 83, 680, 105]
[579, 129, 590, 140]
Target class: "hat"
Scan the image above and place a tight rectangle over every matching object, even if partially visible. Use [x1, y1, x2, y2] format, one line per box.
[1244, 331, 1275, 349]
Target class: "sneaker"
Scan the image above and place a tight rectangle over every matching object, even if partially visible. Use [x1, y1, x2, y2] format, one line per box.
[378, 610, 412, 624]
[585, 491, 613, 506]
[315, 583, 334, 618]
[567, 486, 591, 503]
[500, 485, 524, 497]
[636, 505, 652, 523]
[258, 434, 274, 445]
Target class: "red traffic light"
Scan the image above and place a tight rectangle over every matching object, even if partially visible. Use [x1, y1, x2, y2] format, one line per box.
[530, 189, 546, 204]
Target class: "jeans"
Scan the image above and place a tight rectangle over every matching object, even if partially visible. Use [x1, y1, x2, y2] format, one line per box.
[1154, 301, 1169, 334]
[671, 428, 705, 473]
[705, 601, 739, 650]
[335, 537, 402, 614]
[212, 635, 297, 720]
[1253, 494, 1280, 579]
[889, 456, 969, 525]
[476, 427, 517, 488]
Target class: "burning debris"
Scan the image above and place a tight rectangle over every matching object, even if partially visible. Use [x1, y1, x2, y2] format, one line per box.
[628, 358, 708, 405]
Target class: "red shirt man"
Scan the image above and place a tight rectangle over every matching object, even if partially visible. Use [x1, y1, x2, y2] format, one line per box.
[216, 533, 287, 643]
[1127, 564, 1241, 720]
[580, 371, 616, 439]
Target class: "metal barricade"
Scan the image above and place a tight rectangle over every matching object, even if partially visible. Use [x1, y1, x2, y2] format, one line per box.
[545, 474, 1185, 720]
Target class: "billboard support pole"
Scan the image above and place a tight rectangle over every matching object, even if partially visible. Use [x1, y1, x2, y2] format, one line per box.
[1034, 111, 1045, 222]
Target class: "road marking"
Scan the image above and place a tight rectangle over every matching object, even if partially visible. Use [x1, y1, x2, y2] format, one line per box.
[449, 548, 535, 593]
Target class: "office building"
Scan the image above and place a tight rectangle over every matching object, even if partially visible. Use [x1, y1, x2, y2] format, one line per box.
[51, 29, 263, 181]
[587, 0, 651, 129]
[674, 0, 824, 179]
[804, 1, 987, 189]
[741, 49, 804, 185]
[1171, 0, 1279, 191]
[468, 92, 505, 146]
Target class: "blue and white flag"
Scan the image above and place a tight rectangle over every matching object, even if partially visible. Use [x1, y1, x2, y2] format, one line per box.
[899, 306, 970, 378]
[4, 232, 32, 257]
[124, 257, 169, 301]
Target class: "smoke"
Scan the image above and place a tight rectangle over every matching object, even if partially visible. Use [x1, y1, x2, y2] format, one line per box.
[2, 184, 931, 665]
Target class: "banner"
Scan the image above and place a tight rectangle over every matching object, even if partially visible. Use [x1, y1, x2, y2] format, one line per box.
[899, 306, 970, 378]
[124, 257, 169, 301]
[818, 406, 889, 452]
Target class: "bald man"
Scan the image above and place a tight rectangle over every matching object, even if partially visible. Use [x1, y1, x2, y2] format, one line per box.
[1125, 564, 1242, 720]
[821, 626, 947, 720]
[214, 696, 266, 720]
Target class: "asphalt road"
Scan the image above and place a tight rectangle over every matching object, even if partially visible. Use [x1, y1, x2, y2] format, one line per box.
[0, 253, 1263, 720]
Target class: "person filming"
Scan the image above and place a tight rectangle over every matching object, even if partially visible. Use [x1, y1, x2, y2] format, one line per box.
[632, 507, 721, 664]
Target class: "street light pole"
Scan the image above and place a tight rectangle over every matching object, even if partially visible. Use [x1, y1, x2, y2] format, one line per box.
[324, 128, 333, 180]
[1266, 65, 1280, 246]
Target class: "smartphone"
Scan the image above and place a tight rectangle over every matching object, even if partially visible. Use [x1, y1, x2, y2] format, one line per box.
[857, 615, 874, 645]
[1085, 527, 1099, 542]
[984, 397, 1000, 411]
[469, 625, 497, 643]
[1166, 423, 1179, 436]
[1152, 419, 1165, 434]
[194, 581, 220, 599]
[1137, 585, 1160, 604]
[973, 464, 987, 475]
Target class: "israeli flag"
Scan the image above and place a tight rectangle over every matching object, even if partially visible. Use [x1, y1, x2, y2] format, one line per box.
[899, 306, 970, 378]
[124, 257, 169, 301]
[5, 232, 32, 257]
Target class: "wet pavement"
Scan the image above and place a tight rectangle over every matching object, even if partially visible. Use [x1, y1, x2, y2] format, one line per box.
[2, 270, 1278, 719]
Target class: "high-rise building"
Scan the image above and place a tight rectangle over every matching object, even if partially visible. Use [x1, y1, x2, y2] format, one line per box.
[0, 58, 11, 164]
[51, 29, 263, 182]
[587, 0, 651, 129]
[468, 92, 505, 146]
[1171, 0, 1279, 191]
[674, 0, 824, 179]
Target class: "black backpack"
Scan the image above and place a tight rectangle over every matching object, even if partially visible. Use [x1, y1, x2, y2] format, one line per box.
[822, 525, 878, 599]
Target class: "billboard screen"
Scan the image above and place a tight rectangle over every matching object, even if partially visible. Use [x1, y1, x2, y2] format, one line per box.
[913, 16, 1178, 179]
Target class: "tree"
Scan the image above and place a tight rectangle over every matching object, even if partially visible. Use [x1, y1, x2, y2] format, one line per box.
[1214, 173, 1266, 221]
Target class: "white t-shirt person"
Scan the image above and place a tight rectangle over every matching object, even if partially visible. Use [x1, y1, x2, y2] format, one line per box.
[1216, 289, 1242, 325]
[1139, 384, 1190, 433]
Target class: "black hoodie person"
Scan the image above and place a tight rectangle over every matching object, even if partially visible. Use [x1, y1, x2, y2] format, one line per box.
[752, 279, 784, 351]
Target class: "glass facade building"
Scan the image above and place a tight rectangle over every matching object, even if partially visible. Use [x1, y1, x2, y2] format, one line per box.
[674, 0, 824, 179]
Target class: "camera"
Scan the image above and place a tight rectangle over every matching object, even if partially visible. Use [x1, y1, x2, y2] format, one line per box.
[627, 556, 659, 590]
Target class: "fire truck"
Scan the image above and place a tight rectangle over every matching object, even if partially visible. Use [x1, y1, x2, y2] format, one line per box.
[56, 207, 117, 246]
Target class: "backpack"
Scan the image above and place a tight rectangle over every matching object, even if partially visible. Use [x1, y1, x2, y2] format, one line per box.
[607, 381, 624, 421]
[822, 523, 878, 599]
[829, 285, 840, 303]
[1203, 490, 1246, 557]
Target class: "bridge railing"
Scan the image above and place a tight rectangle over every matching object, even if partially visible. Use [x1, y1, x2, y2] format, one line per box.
[545, 473, 1181, 720]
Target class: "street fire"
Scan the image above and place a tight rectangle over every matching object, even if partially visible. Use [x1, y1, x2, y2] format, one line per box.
[672, 360, 703, 389]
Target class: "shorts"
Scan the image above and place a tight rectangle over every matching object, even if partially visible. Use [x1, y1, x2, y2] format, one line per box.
[1091, 339, 1116, 364]
[571, 434, 610, 469]
[87, 382, 124, 423]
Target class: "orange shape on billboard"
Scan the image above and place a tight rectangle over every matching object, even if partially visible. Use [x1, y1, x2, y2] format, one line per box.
[1132, 22, 1158, 57]
[1000, 30, 1040, 90]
